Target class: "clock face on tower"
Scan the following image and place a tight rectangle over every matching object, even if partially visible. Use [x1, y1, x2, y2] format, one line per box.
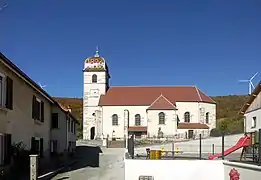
[89, 89, 99, 98]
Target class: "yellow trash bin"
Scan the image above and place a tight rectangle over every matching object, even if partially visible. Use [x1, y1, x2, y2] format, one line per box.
[150, 150, 156, 159]
[155, 150, 162, 160]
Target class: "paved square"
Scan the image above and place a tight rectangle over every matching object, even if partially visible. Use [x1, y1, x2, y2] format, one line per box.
[52, 147, 125, 180]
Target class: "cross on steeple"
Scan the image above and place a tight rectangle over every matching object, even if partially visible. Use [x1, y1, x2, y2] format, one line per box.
[94, 46, 100, 57]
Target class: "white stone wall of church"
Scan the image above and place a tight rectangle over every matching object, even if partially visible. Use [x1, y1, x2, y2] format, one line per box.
[83, 71, 107, 140]
[199, 102, 216, 129]
[84, 71, 107, 84]
[83, 106, 100, 139]
[176, 102, 216, 129]
[101, 102, 216, 138]
[147, 110, 177, 137]
[102, 106, 148, 138]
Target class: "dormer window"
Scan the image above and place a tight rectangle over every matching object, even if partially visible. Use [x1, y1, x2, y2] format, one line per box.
[92, 74, 97, 83]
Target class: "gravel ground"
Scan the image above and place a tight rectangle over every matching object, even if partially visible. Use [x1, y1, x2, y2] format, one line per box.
[52, 146, 125, 180]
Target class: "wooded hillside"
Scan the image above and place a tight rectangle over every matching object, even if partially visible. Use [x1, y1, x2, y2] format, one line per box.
[54, 95, 249, 139]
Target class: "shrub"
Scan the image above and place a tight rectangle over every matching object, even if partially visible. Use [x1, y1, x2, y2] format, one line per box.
[216, 118, 244, 135]
[210, 128, 222, 137]
[11, 142, 30, 171]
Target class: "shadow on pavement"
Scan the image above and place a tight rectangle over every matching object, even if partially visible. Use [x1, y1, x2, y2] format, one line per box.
[55, 177, 69, 180]
[58, 145, 103, 174]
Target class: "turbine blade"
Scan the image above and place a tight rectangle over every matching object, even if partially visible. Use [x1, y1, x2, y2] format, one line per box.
[238, 80, 248, 82]
[250, 81, 255, 89]
[250, 72, 258, 80]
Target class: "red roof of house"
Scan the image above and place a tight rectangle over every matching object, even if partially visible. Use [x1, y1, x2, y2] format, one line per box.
[147, 94, 176, 110]
[99, 86, 214, 106]
[128, 126, 147, 132]
[178, 123, 209, 129]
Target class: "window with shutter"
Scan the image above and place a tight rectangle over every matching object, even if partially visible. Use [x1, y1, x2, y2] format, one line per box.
[4, 134, 12, 165]
[35, 100, 40, 120]
[32, 96, 45, 123]
[71, 120, 73, 132]
[0, 74, 5, 107]
[51, 113, 59, 128]
[40, 101, 44, 122]
[31, 137, 42, 156]
[31, 137, 36, 153]
[32, 96, 36, 119]
[40, 138, 44, 157]
[73, 123, 76, 134]
[67, 119, 70, 132]
[5, 76, 13, 110]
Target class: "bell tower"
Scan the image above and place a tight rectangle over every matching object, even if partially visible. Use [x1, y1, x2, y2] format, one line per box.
[82, 47, 110, 140]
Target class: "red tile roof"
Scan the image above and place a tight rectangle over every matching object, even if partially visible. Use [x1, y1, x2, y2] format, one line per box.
[128, 126, 147, 132]
[99, 86, 214, 106]
[147, 94, 176, 110]
[178, 123, 209, 129]
[57, 103, 79, 124]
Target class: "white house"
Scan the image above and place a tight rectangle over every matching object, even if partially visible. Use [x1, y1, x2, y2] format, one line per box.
[0, 52, 77, 166]
[50, 104, 78, 156]
[83, 50, 216, 140]
[240, 81, 261, 133]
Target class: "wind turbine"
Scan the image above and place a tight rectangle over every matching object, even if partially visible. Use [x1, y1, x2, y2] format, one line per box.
[238, 72, 258, 95]
[0, 4, 8, 12]
[38, 82, 47, 89]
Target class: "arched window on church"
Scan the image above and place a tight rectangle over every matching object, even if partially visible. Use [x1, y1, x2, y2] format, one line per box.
[92, 74, 97, 83]
[135, 114, 141, 126]
[206, 112, 209, 124]
[184, 112, 190, 122]
[158, 112, 165, 124]
[112, 114, 118, 126]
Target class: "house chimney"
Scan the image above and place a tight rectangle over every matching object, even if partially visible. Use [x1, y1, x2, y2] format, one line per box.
[67, 105, 72, 112]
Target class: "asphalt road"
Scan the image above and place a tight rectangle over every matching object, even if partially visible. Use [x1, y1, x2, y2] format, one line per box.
[52, 146, 125, 180]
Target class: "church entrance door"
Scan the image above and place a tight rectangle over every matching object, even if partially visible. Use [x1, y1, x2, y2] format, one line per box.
[188, 130, 194, 139]
[90, 127, 95, 140]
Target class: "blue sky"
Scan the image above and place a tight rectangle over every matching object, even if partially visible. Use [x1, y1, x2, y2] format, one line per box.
[1, 0, 261, 97]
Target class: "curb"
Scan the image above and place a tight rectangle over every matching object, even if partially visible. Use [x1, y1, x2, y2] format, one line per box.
[38, 160, 77, 180]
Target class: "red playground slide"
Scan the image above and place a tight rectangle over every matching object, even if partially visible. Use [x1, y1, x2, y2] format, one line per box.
[208, 136, 251, 160]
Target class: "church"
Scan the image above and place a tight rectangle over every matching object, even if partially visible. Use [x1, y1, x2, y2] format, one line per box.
[82, 49, 216, 140]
